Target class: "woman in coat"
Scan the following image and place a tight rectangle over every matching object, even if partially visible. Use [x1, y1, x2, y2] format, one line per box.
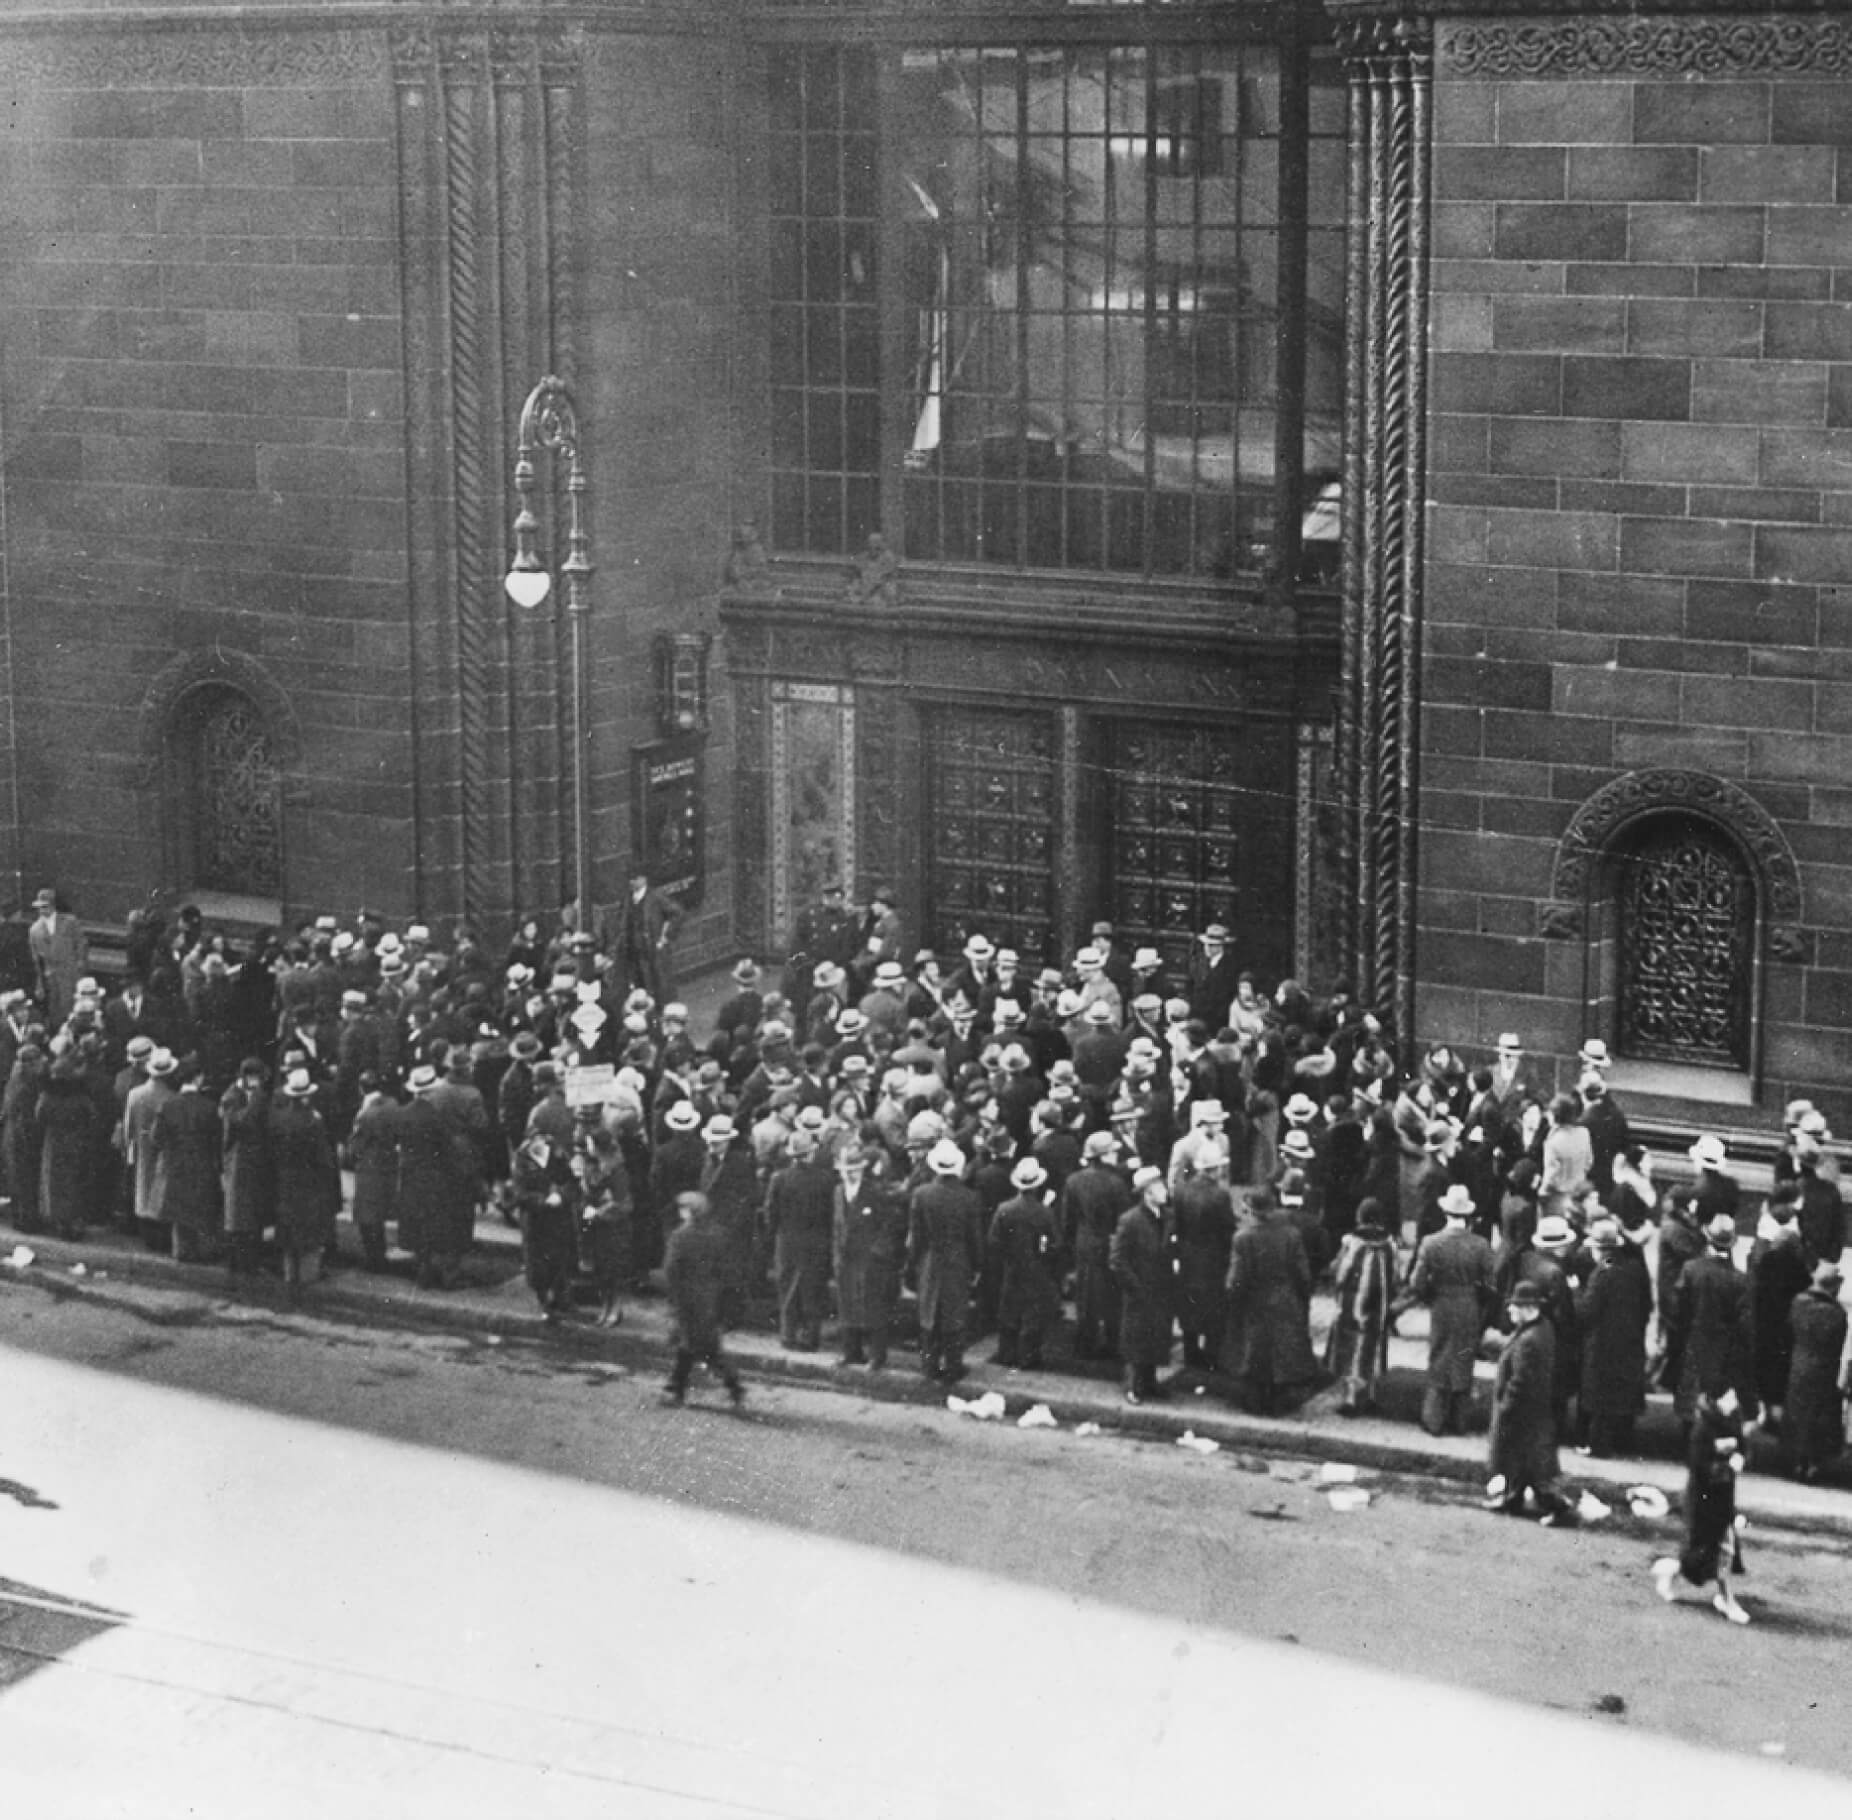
[1784, 1261, 1849, 1482]
[1653, 1388, 1751, 1623]
[37, 1051, 96, 1239]
[1223, 1185, 1318, 1415]
[1326, 1196, 1399, 1415]
[151, 1063, 223, 1262]
[345, 1074, 399, 1271]
[268, 1068, 341, 1302]
[1574, 1219, 1653, 1456]
[219, 1059, 274, 1276]
[1486, 1280, 1571, 1521]
[3, 1043, 47, 1233]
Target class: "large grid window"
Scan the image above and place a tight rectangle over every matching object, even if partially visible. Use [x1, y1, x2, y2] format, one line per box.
[766, 38, 1346, 581]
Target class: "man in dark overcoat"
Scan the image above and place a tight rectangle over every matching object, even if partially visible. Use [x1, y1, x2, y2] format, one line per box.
[1407, 1186, 1496, 1436]
[1064, 1131, 1131, 1359]
[1784, 1260, 1849, 1482]
[1109, 1165, 1173, 1404]
[268, 1068, 341, 1305]
[512, 1126, 580, 1318]
[394, 1065, 471, 1288]
[1168, 1161, 1236, 1370]
[833, 1140, 905, 1369]
[1223, 1184, 1317, 1415]
[150, 1061, 223, 1263]
[1573, 1218, 1653, 1457]
[662, 1191, 745, 1406]
[697, 1112, 761, 1323]
[1667, 1212, 1757, 1425]
[908, 1138, 985, 1381]
[986, 1154, 1061, 1370]
[1486, 1281, 1572, 1522]
[764, 1128, 837, 1351]
[614, 872, 681, 1008]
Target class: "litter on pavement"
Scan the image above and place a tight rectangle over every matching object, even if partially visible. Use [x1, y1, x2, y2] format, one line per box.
[1576, 1491, 1611, 1523]
[947, 1391, 1008, 1421]
[1327, 1486, 1371, 1512]
[1175, 1430, 1220, 1455]
[1074, 1422, 1103, 1438]
[1016, 1404, 1057, 1429]
[6, 1245, 34, 1269]
[1318, 1462, 1359, 1484]
[1625, 1485, 1670, 1521]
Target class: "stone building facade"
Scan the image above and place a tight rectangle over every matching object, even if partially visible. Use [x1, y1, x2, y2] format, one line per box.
[0, 0, 1844, 1131]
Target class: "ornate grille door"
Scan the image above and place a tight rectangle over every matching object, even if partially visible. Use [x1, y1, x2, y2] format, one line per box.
[1108, 718, 1295, 985]
[925, 708, 1055, 962]
[189, 688, 282, 897]
[1618, 816, 1753, 1069]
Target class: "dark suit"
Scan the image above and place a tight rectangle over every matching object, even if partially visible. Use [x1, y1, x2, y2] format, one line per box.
[909, 1176, 985, 1376]
[614, 885, 681, 1003]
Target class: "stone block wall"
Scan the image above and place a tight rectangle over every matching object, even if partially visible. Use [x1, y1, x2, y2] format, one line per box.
[0, 26, 414, 924]
[1420, 13, 1852, 1120]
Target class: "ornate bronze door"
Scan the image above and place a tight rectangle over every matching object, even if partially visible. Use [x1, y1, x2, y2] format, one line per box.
[924, 707, 1056, 963]
[186, 687, 282, 897]
[1617, 815, 1753, 1069]
[1107, 718, 1295, 985]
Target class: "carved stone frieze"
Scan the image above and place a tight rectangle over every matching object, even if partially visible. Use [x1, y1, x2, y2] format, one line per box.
[1440, 17, 1852, 80]
[1547, 769, 1806, 957]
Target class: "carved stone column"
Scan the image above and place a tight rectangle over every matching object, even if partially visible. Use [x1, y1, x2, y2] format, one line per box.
[1335, 10, 1432, 1053]
[392, 21, 585, 928]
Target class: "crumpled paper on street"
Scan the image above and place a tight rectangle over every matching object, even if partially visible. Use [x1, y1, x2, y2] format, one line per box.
[1625, 1485, 1669, 1521]
[1576, 1491, 1610, 1523]
[6, 1245, 34, 1269]
[1016, 1404, 1057, 1429]
[947, 1391, 1007, 1421]
[1327, 1486, 1371, 1512]
[1175, 1430, 1220, 1455]
[1074, 1422, 1103, 1438]
[1318, 1462, 1359, 1484]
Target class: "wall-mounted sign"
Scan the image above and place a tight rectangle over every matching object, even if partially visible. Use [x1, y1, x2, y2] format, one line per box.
[633, 735, 705, 910]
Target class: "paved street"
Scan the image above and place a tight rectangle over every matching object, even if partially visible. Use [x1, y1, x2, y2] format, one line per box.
[3, 1288, 1852, 1817]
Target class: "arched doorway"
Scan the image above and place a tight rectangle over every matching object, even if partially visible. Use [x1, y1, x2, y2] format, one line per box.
[1614, 812, 1754, 1071]
[168, 683, 283, 899]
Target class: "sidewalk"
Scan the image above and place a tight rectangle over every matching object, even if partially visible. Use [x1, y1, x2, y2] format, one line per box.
[7, 1214, 1852, 1545]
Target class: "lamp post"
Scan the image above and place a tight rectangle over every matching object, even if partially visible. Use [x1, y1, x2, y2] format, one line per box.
[505, 375, 594, 938]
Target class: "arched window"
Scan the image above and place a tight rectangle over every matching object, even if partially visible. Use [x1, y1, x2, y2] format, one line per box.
[169, 684, 282, 898]
[1613, 813, 1754, 1072]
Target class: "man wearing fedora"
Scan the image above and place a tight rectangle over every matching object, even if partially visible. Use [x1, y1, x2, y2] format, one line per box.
[833, 1138, 905, 1370]
[1168, 1150, 1236, 1371]
[1666, 1210, 1756, 1430]
[987, 1153, 1062, 1370]
[1186, 923, 1239, 1032]
[1574, 1217, 1653, 1458]
[764, 1125, 837, 1351]
[1064, 1131, 1132, 1361]
[269, 1065, 341, 1306]
[907, 1137, 984, 1381]
[123, 1045, 181, 1251]
[1783, 1258, 1849, 1482]
[28, 887, 87, 1029]
[614, 870, 681, 1008]
[1406, 1183, 1497, 1436]
[698, 1112, 760, 1323]
[1111, 1165, 1174, 1403]
[395, 1064, 469, 1289]
[1485, 1280, 1574, 1524]
[944, 933, 1000, 1022]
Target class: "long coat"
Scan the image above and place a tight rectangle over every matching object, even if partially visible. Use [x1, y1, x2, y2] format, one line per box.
[664, 1212, 729, 1352]
[1489, 1317, 1559, 1491]
[1668, 1250, 1755, 1419]
[37, 1074, 95, 1232]
[1410, 1225, 1496, 1393]
[1224, 1212, 1317, 1389]
[347, 1093, 400, 1233]
[393, 1095, 468, 1257]
[267, 1098, 340, 1251]
[3, 1054, 46, 1227]
[986, 1190, 1061, 1329]
[766, 1157, 837, 1279]
[1326, 1224, 1399, 1390]
[834, 1175, 905, 1329]
[1749, 1228, 1812, 1409]
[123, 1076, 178, 1220]
[1109, 1203, 1173, 1366]
[1785, 1286, 1849, 1471]
[1064, 1162, 1132, 1336]
[1167, 1174, 1236, 1342]
[151, 1089, 223, 1233]
[1575, 1247, 1653, 1421]
[219, 1081, 274, 1235]
[908, 1176, 984, 1335]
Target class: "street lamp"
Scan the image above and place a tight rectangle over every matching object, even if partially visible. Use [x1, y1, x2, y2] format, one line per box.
[505, 375, 595, 939]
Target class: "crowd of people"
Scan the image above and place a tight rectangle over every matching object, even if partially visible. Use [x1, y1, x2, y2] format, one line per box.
[4, 877, 1849, 1606]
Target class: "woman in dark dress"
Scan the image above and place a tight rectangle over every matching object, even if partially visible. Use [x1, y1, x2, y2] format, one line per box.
[1653, 1387, 1751, 1624]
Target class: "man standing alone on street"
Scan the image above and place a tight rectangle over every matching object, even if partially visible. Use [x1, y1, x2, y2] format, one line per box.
[662, 1191, 746, 1407]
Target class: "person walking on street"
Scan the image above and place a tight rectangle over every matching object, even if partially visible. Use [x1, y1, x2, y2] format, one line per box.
[1486, 1280, 1573, 1524]
[1405, 1183, 1497, 1436]
[661, 1190, 745, 1407]
[1653, 1387, 1752, 1624]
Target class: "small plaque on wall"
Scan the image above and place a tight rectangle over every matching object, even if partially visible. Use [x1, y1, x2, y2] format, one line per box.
[633, 735, 705, 910]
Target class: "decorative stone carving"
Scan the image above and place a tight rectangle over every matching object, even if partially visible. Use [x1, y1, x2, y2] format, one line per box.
[133, 647, 303, 799]
[1441, 17, 1852, 80]
[1537, 901, 1582, 941]
[844, 533, 900, 608]
[723, 522, 773, 592]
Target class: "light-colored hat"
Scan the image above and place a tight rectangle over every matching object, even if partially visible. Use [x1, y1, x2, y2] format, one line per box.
[1784, 1099, 1817, 1128]
[731, 958, 761, 986]
[341, 989, 368, 1010]
[836, 1007, 869, 1036]
[379, 954, 408, 978]
[1132, 946, 1163, 972]
[1423, 1119, 1455, 1150]
[1075, 947, 1103, 970]
[1132, 1164, 1164, 1193]
[1200, 924, 1229, 944]
[1689, 1134, 1727, 1169]
[999, 1044, 1031, 1073]
[331, 931, 356, 955]
[407, 1064, 439, 1093]
[839, 1054, 871, 1077]
[664, 1100, 700, 1131]
[796, 1106, 827, 1133]
[703, 1114, 737, 1142]
[811, 962, 845, 992]
[1082, 999, 1116, 1027]
[145, 1047, 177, 1077]
[963, 934, 995, 961]
[1190, 1100, 1228, 1127]
[662, 1001, 689, 1021]
[1533, 1213, 1575, 1248]
[1082, 1131, 1119, 1162]
[281, 1067, 316, 1098]
[1588, 1218, 1623, 1252]
[1010, 1157, 1048, 1191]
[1798, 1110, 1830, 1139]
[1281, 1128, 1315, 1160]
[75, 976, 101, 1000]
[1495, 1032, 1521, 1051]
[993, 998, 1026, 1027]
[928, 1138, 966, 1177]
[1284, 1093, 1319, 1125]
[1131, 992, 1163, 1016]
[1439, 1183, 1476, 1219]
[874, 960, 905, 987]
[1578, 1038, 1611, 1068]
[996, 948, 1020, 969]
[406, 924, 431, 944]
